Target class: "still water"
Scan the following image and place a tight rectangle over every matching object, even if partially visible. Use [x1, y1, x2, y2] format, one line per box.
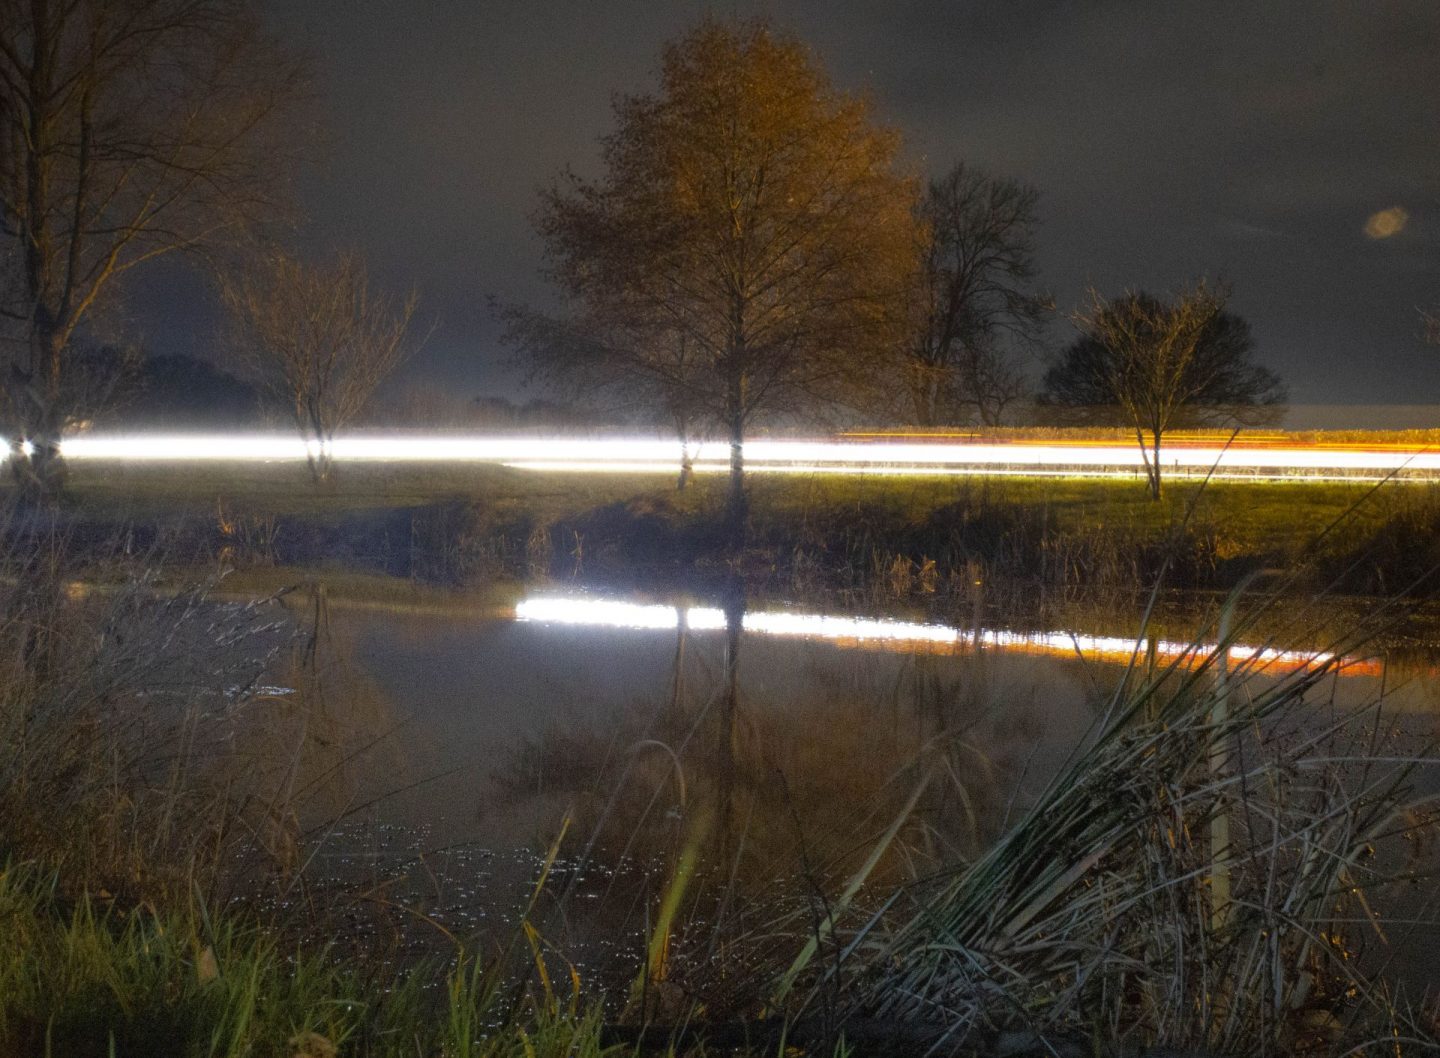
[303, 584, 1440, 988]
[331, 591, 1440, 818]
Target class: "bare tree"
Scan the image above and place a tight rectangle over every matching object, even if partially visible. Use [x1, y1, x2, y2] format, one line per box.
[0, 0, 307, 493]
[906, 163, 1049, 428]
[500, 307, 711, 487]
[1040, 281, 1286, 499]
[1423, 305, 1439, 347]
[223, 251, 417, 482]
[521, 19, 918, 540]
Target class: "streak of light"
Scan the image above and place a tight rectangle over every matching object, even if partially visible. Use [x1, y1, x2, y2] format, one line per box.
[11, 432, 1440, 481]
[501, 461, 1421, 484]
[513, 595, 1376, 677]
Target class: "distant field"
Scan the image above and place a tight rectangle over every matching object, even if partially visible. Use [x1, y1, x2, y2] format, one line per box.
[839, 426, 1440, 445]
[35, 453, 1426, 557]
[17, 422, 1440, 522]
[8, 428, 1440, 602]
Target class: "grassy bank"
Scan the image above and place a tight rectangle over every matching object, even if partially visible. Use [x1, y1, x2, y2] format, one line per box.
[3, 511, 1440, 1054]
[0, 862, 618, 1058]
[4, 588, 1438, 1056]
[35, 458, 1440, 599]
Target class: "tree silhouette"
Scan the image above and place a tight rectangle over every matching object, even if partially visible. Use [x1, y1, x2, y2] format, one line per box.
[0, 0, 306, 493]
[223, 251, 418, 483]
[1040, 282, 1286, 498]
[905, 163, 1048, 427]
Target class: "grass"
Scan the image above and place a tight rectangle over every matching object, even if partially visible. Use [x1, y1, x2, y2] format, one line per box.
[850, 424, 1440, 447]
[7, 447, 1440, 1054]
[750, 471, 1385, 551]
[0, 861, 628, 1058]
[37, 455, 1440, 597]
[0, 862, 390, 1057]
[38, 454, 1399, 540]
[45, 461, 667, 519]
[769, 584, 1440, 1056]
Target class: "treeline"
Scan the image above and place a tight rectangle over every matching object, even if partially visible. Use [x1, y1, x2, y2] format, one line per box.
[0, 11, 1344, 504]
[69, 348, 605, 434]
[0, 4, 426, 490]
[502, 20, 1289, 504]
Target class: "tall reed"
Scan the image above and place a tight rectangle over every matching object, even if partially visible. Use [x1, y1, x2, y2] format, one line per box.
[777, 592, 1439, 1056]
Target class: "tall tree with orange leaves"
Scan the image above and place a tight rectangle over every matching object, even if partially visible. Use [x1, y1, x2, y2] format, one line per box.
[520, 20, 918, 541]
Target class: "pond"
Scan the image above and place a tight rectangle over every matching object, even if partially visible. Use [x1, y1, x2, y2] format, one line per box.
[292, 580, 1440, 996]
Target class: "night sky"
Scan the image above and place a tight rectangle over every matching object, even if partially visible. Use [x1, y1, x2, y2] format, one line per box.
[144, 1, 1440, 410]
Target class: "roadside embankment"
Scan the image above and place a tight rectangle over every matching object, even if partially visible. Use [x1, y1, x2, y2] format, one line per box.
[28, 460, 1440, 600]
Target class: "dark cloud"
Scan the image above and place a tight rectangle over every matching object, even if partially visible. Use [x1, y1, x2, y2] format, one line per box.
[142, 0, 1439, 406]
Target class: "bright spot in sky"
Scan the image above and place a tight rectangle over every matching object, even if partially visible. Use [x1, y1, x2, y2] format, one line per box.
[1364, 206, 1409, 239]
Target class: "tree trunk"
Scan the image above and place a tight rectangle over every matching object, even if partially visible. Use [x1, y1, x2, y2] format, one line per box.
[718, 577, 745, 861]
[10, 327, 69, 500]
[298, 404, 334, 485]
[13, 13, 67, 502]
[724, 376, 747, 552]
[20, 435, 67, 498]
[1134, 425, 1162, 501]
[910, 358, 944, 429]
[1150, 432, 1163, 500]
[675, 425, 693, 492]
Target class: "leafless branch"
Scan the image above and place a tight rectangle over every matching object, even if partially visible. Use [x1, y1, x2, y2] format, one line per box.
[222, 250, 419, 483]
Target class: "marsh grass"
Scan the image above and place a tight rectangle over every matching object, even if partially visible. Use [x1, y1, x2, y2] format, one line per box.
[468, 549, 1440, 1054]
[0, 515, 641, 1054]
[0, 566, 284, 901]
[0, 859, 631, 1058]
[0, 518, 404, 908]
[483, 630, 1121, 1029]
[8, 468, 1440, 1054]
[767, 590, 1440, 1056]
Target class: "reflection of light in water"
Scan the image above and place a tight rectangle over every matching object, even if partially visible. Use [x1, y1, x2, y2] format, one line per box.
[514, 595, 1376, 676]
[515, 597, 682, 630]
[16, 433, 1440, 482]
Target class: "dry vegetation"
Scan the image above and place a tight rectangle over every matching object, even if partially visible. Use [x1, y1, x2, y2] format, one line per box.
[6, 459, 1440, 1054]
[31, 453, 1440, 605]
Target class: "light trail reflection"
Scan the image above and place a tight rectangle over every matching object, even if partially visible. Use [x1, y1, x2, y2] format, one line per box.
[514, 595, 1379, 677]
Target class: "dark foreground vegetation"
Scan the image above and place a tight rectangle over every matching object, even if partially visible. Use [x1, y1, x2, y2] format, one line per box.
[5, 461, 1440, 1056]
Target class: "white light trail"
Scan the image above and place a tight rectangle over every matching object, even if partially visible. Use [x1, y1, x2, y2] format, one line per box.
[9, 431, 1439, 481]
[514, 595, 1364, 675]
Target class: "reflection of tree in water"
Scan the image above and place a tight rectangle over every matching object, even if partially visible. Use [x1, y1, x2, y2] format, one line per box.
[484, 580, 1078, 1011]
[716, 575, 743, 859]
[231, 583, 409, 895]
[495, 613, 1058, 871]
